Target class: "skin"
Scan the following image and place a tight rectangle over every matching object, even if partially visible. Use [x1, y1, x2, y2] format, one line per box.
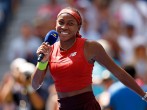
[56, 13, 80, 50]
[31, 11, 147, 101]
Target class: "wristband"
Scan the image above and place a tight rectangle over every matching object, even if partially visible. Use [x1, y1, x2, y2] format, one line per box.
[37, 61, 48, 70]
[142, 92, 147, 101]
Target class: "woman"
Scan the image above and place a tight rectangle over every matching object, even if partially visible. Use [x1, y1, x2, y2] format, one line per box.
[31, 7, 147, 110]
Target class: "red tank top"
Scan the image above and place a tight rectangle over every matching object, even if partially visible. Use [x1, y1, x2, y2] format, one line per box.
[49, 38, 94, 92]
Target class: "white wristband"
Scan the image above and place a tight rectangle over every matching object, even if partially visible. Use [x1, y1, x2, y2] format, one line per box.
[142, 92, 147, 101]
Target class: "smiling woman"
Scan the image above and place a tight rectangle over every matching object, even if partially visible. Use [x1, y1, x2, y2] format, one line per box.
[31, 7, 147, 110]
[56, 7, 82, 50]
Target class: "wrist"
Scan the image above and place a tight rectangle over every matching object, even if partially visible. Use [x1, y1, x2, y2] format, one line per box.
[142, 92, 147, 101]
[37, 61, 48, 71]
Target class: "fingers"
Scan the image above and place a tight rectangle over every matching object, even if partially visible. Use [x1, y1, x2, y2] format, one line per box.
[36, 42, 51, 55]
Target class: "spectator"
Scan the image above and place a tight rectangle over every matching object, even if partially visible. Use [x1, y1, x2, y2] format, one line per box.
[46, 84, 58, 110]
[132, 44, 147, 85]
[96, 70, 115, 110]
[108, 65, 147, 110]
[117, 23, 137, 65]
[117, 0, 146, 35]
[0, 58, 45, 110]
[7, 21, 42, 64]
[34, 0, 62, 41]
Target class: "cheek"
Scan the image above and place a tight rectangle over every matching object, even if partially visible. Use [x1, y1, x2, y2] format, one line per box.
[55, 23, 60, 31]
[55, 21, 58, 28]
[55, 26, 57, 31]
[73, 27, 79, 34]
[55, 26, 59, 33]
[73, 25, 80, 33]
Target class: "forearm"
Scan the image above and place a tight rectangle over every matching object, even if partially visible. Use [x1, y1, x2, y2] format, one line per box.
[32, 42, 51, 89]
[111, 65, 145, 97]
[103, 55, 145, 97]
[31, 68, 47, 90]
[0, 79, 14, 102]
[95, 44, 146, 98]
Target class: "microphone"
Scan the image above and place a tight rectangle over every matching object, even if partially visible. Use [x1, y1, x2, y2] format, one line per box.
[37, 30, 58, 62]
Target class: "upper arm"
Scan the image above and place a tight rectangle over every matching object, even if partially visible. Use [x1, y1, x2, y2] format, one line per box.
[85, 40, 119, 74]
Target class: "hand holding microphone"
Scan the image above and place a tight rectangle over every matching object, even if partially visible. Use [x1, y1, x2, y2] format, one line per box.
[36, 42, 50, 62]
[37, 30, 58, 62]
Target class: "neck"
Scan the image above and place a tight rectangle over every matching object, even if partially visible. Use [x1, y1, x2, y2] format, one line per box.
[60, 38, 76, 51]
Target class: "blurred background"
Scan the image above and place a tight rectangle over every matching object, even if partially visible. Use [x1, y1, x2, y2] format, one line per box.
[0, 0, 147, 110]
[0, 0, 49, 80]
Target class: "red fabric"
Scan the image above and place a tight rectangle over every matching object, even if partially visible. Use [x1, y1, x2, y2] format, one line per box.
[49, 38, 94, 92]
[57, 8, 82, 25]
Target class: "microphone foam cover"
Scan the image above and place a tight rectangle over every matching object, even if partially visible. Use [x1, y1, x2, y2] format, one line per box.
[44, 30, 58, 45]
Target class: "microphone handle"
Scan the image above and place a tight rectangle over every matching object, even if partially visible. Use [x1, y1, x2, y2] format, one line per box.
[37, 42, 49, 62]
[37, 53, 45, 62]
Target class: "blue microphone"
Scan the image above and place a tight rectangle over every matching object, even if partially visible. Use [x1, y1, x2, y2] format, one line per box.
[37, 30, 58, 62]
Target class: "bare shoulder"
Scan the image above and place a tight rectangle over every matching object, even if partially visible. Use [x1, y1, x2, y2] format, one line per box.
[85, 40, 103, 49]
[84, 40, 104, 61]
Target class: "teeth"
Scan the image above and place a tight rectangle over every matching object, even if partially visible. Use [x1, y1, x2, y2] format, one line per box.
[61, 32, 68, 34]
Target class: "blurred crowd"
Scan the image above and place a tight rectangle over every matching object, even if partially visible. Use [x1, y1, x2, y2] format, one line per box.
[0, 0, 20, 41]
[0, 0, 147, 110]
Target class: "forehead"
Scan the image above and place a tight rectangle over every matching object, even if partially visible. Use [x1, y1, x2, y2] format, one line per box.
[57, 13, 77, 22]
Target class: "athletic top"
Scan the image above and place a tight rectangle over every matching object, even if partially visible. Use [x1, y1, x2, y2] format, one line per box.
[49, 38, 94, 92]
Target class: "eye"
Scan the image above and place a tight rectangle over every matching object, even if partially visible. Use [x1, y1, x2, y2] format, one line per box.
[58, 20, 64, 25]
[68, 22, 74, 26]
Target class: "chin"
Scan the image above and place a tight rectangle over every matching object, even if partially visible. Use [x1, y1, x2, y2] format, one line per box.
[59, 36, 68, 42]
[59, 34, 70, 40]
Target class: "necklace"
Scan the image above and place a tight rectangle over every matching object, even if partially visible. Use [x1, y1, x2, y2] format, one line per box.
[60, 39, 76, 51]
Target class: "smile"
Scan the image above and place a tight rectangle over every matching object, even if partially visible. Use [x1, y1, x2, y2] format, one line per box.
[60, 32, 69, 35]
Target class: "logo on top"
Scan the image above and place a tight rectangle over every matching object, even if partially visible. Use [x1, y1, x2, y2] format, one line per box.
[69, 52, 77, 57]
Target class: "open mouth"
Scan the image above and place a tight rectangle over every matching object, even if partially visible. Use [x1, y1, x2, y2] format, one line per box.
[60, 31, 69, 35]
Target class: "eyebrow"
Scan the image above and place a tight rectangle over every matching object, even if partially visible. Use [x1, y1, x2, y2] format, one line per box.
[58, 19, 77, 23]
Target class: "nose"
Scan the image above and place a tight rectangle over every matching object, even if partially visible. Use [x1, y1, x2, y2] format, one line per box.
[61, 23, 68, 29]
